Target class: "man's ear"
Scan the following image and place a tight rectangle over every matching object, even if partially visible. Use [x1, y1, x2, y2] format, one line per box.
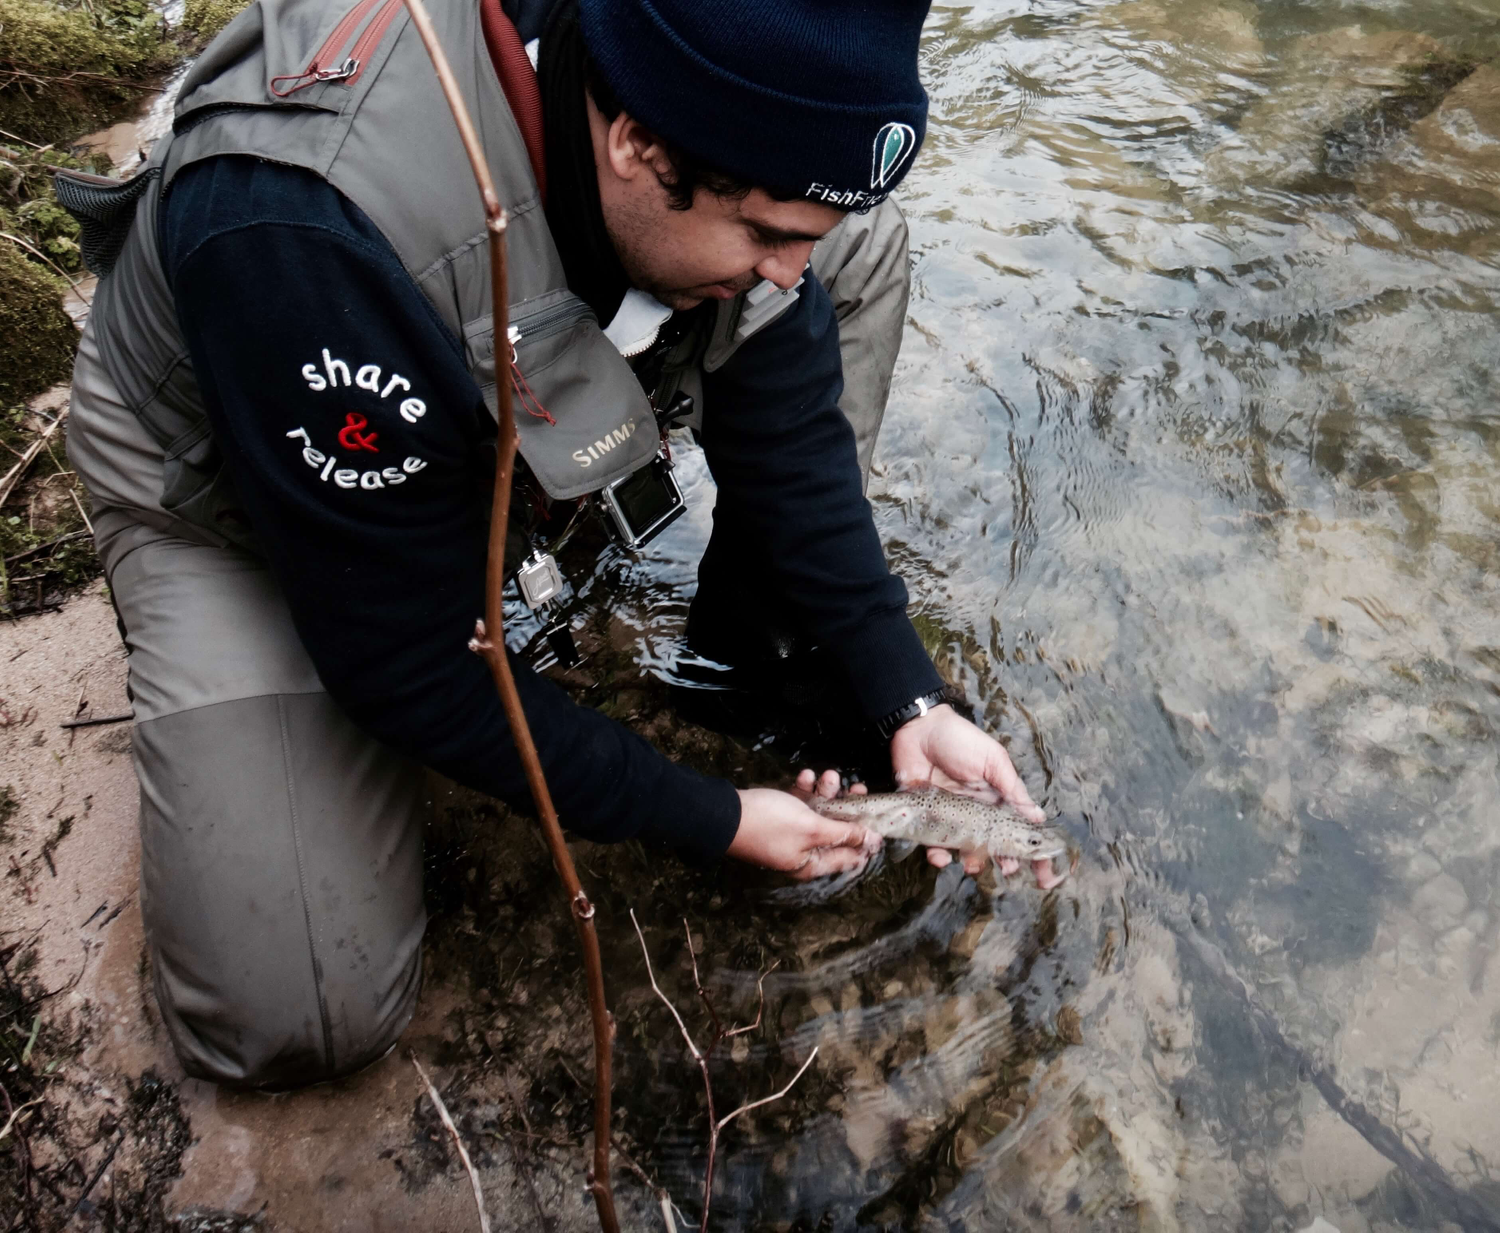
[604, 112, 676, 184]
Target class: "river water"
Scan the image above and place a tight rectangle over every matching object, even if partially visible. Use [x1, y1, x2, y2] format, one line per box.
[81, 0, 1500, 1227]
[582, 2, 1500, 1230]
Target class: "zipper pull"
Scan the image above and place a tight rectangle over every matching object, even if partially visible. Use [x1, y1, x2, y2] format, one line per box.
[314, 57, 360, 82]
[270, 56, 359, 95]
[507, 324, 522, 364]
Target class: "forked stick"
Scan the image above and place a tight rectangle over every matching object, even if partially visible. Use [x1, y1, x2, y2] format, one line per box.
[399, 2, 618, 1229]
[631, 910, 818, 1232]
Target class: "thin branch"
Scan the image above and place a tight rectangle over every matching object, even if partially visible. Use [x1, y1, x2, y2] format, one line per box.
[723, 962, 778, 1042]
[0, 127, 48, 150]
[715, 1046, 819, 1134]
[0, 68, 163, 92]
[410, 1052, 491, 1233]
[4, 531, 89, 569]
[682, 920, 721, 1040]
[399, 1, 618, 1225]
[58, 712, 133, 730]
[0, 1098, 42, 1142]
[0, 231, 83, 292]
[69, 488, 93, 536]
[631, 910, 703, 1063]
[65, 1132, 122, 1221]
[633, 911, 820, 1233]
[611, 1139, 684, 1233]
[0, 403, 69, 510]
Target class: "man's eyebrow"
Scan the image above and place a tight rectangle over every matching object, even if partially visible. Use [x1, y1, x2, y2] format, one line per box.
[745, 219, 826, 244]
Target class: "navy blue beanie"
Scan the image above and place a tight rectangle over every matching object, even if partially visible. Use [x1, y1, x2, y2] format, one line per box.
[577, 0, 932, 209]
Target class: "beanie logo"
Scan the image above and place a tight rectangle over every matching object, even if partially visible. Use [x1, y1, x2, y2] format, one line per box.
[871, 122, 917, 191]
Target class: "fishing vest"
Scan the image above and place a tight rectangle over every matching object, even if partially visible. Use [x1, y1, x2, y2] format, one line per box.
[55, 0, 798, 548]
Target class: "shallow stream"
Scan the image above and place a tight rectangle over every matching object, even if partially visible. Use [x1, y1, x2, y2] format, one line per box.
[78, 1, 1500, 1228]
[580, 2, 1500, 1229]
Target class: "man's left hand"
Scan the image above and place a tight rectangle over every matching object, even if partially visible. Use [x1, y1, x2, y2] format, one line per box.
[889, 703, 1045, 875]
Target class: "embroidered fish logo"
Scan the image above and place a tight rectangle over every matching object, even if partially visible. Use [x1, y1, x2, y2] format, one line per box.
[871, 121, 917, 191]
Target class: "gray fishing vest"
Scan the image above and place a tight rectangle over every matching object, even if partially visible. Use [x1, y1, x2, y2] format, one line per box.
[55, 0, 795, 548]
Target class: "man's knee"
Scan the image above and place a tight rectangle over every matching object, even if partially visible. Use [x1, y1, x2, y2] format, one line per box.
[135, 694, 427, 1089]
[150, 930, 421, 1090]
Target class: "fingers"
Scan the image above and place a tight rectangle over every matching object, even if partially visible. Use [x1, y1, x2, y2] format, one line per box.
[926, 848, 952, 869]
[810, 819, 868, 850]
[795, 844, 870, 880]
[794, 769, 869, 799]
[984, 752, 1046, 823]
[996, 856, 1020, 876]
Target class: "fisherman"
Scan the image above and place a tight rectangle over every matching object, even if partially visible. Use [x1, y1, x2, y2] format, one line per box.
[59, 0, 1045, 1089]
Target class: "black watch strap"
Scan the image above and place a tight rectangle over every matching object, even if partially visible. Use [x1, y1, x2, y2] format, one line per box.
[875, 687, 952, 741]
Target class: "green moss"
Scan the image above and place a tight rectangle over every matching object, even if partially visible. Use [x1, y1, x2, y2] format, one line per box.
[0, 242, 77, 407]
[182, 0, 251, 41]
[0, 0, 174, 145]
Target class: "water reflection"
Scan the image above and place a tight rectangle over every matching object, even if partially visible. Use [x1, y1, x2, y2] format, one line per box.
[595, 1, 1500, 1227]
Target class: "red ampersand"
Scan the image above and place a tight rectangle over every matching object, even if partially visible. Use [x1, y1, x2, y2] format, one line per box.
[338, 412, 379, 453]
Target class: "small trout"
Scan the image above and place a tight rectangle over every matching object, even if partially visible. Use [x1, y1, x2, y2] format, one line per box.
[810, 787, 1070, 888]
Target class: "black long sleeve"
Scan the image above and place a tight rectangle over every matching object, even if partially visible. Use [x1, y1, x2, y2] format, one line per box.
[162, 156, 740, 863]
[702, 273, 943, 720]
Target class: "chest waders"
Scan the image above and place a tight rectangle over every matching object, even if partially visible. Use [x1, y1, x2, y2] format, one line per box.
[56, 0, 910, 1090]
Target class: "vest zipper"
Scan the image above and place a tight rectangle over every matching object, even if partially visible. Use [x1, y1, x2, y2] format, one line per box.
[509, 298, 594, 352]
[343, 0, 404, 87]
[269, 0, 394, 97]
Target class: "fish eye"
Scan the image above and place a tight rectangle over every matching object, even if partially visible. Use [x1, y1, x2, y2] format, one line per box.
[1029, 835, 1040, 846]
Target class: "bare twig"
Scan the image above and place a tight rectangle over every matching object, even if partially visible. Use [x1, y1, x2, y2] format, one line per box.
[630, 910, 818, 1233]
[0, 126, 48, 150]
[66, 1133, 122, 1221]
[58, 712, 132, 730]
[0, 231, 84, 292]
[721, 961, 777, 1042]
[0, 68, 163, 92]
[0, 403, 69, 510]
[0, 1098, 42, 1142]
[3, 531, 90, 569]
[410, 1052, 491, 1233]
[400, 2, 618, 1228]
[714, 1047, 819, 1134]
[69, 488, 93, 536]
[632, 911, 705, 1065]
[612, 1139, 684, 1233]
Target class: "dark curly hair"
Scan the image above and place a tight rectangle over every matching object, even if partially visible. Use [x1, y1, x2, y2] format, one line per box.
[583, 53, 803, 212]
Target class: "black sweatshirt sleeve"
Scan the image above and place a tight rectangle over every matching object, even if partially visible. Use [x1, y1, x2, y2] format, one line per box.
[701, 276, 944, 721]
[162, 155, 740, 863]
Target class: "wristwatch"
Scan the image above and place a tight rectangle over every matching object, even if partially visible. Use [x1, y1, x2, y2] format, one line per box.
[875, 687, 953, 741]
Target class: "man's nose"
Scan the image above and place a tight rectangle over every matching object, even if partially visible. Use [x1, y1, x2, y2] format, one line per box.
[755, 242, 816, 291]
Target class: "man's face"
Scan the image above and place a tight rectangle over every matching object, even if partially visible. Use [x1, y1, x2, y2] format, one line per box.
[590, 99, 846, 311]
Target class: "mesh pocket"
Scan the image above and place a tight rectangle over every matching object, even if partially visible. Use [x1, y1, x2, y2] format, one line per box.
[52, 167, 160, 277]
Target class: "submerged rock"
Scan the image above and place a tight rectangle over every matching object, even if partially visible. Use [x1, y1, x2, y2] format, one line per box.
[1358, 64, 1500, 222]
[1206, 27, 1468, 189]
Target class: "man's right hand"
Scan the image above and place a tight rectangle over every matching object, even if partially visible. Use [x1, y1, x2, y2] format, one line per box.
[728, 788, 873, 880]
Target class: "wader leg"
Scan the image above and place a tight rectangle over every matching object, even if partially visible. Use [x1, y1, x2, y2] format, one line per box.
[98, 517, 426, 1089]
[811, 195, 911, 487]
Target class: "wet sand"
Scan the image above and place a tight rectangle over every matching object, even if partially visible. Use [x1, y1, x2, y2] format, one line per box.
[0, 582, 651, 1230]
